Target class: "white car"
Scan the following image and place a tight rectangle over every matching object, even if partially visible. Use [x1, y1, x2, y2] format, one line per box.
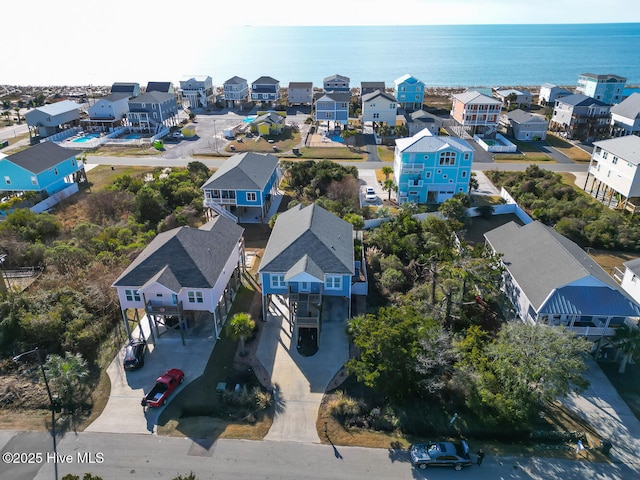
[365, 186, 377, 202]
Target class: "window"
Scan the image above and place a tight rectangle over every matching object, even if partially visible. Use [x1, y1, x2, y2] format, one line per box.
[461, 171, 467, 178]
[247, 192, 257, 202]
[439, 151, 456, 166]
[325, 112, 332, 118]
[425, 172, 431, 179]
[464, 153, 470, 160]
[603, 151, 608, 159]
[271, 274, 286, 288]
[4, 176, 11, 185]
[373, 113, 379, 119]
[54, 168, 58, 175]
[612, 156, 618, 165]
[31, 176, 37, 185]
[125, 289, 141, 302]
[188, 291, 204, 303]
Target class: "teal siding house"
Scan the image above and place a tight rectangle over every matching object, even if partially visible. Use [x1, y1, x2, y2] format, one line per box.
[0, 142, 83, 195]
[394, 74, 425, 111]
[259, 204, 355, 343]
[201, 152, 281, 223]
[394, 128, 474, 204]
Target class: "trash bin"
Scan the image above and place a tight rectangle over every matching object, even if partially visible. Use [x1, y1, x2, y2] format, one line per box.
[601, 439, 612, 456]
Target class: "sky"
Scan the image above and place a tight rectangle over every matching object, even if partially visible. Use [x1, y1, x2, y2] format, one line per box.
[1, 0, 638, 86]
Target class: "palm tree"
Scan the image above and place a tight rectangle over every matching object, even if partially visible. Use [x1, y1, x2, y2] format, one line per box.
[382, 179, 396, 201]
[44, 352, 89, 409]
[226, 313, 256, 356]
[381, 166, 393, 181]
[613, 324, 640, 374]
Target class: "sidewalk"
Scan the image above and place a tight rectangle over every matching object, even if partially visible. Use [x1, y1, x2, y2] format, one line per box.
[559, 358, 640, 472]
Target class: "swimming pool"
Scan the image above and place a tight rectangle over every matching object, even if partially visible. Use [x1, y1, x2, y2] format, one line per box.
[125, 133, 142, 139]
[243, 116, 257, 123]
[72, 133, 100, 143]
[330, 135, 344, 143]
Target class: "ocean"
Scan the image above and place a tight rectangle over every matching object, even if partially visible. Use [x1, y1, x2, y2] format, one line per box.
[197, 23, 640, 89]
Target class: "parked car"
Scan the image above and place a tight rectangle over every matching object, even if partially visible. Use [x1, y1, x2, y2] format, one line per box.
[410, 440, 472, 471]
[141, 368, 184, 408]
[123, 338, 146, 370]
[365, 186, 377, 202]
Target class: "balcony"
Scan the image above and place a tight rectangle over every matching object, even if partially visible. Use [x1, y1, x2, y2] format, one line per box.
[408, 179, 424, 188]
[146, 300, 183, 316]
[566, 326, 616, 337]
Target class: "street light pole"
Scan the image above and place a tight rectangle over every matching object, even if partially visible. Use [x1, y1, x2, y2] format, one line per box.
[13, 347, 58, 480]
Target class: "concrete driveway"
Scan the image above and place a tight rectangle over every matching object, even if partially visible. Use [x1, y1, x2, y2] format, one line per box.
[256, 296, 349, 443]
[86, 316, 217, 435]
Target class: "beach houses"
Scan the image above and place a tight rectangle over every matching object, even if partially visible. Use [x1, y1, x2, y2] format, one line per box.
[223, 76, 249, 108]
[179, 76, 215, 109]
[250, 76, 280, 104]
[112, 215, 245, 341]
[361, 81, 386, 96]
[499, 109, 549, 141]
[618, 258, 640, 305]
[258, 203, 355, 344]
[493, 88, 532, 109]
[393, 128, 474, 205]
[126, 91, 179, 135]
[361, 90, 398, 126]
[484, 221, 640, 341]
[24, 100, 82, 139]
[314, 91, 351, 127]
[111, 82, 140, 97]
[323, 74, 350, 93]
[287, 82, 313, 106]
[249, 111, 286, 136]
[609, 92, 640, 137]
[550, 93, 611, 141]
[538, 83, 572, 106]
[450, 91, 502, 135]
[85, 92, 130, 131]
[146, 81, 175, 94]
[576, 72, 626, 105]
[201, 152, 281, 223]
[405, 110, 443, 136]
[394, 74, 425, 111]
[0, 142, 84, 196]
[583, 135, 640, 212]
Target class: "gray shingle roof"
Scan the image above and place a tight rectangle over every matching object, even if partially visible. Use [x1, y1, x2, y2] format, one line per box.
[593, 135, 640, 165]
[225, 76, 247, 85]
[362, 90, 397, 103]
[316, 92, 352, 103]
[252, 76, 279, 85]
[129, 91, 175, 104]
[557, 93, 609, 107]
[201, 152, 279, 191]
[146, 82, 173, 93]
[324, 74, 350, 83]
[259, 203, 354, 276]
[505, 109, 548, 124]
[484, 221, 630, 311]
[289, 82, 312, 89]
[610, 92, 640, 119]
[5, 142, 82, 174]
[112, 216, 244, 290]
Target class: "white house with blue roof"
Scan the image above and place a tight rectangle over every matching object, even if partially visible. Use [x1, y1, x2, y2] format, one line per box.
[258, 203, 355, 343]
[394, 128, 474, 204]
[485, 221, 640, 342]
[201, 152, 281, 223]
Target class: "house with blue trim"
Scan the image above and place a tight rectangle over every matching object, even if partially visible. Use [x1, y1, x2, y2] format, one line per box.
[314, 91, 350, 127]
[485, 221, 640, 342]
[250, 76, 280, 104]
[223, 76, 249, 108]
[393, 128, 474, 204]
[0, 142, 84, 196]
[126, 91, 179, 135]
[201, 152, 281, 223]
[258, 203, 355, 344]
[323, 74, 350, 93]
[394, 74, 425, 111]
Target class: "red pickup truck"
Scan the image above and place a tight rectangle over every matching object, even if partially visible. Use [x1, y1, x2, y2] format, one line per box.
[141, 368, 184, 408]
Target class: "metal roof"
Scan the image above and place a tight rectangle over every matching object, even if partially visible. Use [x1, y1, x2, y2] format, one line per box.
[395, 128, 474, 154]
[452, 91, 501, 105]
[540, 285, 640, 316]
[610, 92, 640, 119]
[29, 100, 81, 117]
[593, 135, 640, 166]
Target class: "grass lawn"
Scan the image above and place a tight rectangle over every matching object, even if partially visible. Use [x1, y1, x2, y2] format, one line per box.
[494, 139, 554, 162]
[86, 145, 162, 157]
[86, 165, 153, 191]
[290, 146, 366, 160]
[225, 129, 300, 154]
[546, 133, 592, 162]
[377, 145, 395, 162]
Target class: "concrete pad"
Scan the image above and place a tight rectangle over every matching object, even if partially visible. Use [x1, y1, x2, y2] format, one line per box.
[472, 170, 501, 196]
[86, 318, 218, 434]
[257, 296, 349, 443]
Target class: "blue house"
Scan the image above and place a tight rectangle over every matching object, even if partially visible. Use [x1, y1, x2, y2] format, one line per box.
[394, 74, 425, 111]
[126, 91, 179, 135]
[259, 203, 355, 343]
[323, 74, 350, 93]
[0, 142, 84, 195]
[314, 91, 351, 127]
[394, 128, 474, 204]
[201, 152, 281, 223]
[250, 76, 280, 104]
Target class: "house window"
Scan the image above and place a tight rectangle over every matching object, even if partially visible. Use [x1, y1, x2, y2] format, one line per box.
[247, 192, 257, 202]
[602, 151, 608, 159]
[464, 153, 470, 160]
[325, 275, 342, 290]
[271, 274, 286, 288]
[415, 95, 420, 100]
[325, 112, 332, 118]
[125, 289, 141, 302]
[439, 151, 456, 166]
[54, 168, 58, 175]
[4, 176, 11, 185]
[461, 171, 467, 178]
[373, 113, 379, 119]
[425, 172, 431, 179]
[188, 291, 204, 303]
[31, 176, 37, 185]
[612, 156, 618, 165]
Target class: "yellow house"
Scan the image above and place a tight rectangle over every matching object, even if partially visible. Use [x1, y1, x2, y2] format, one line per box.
[182, 124, 197, 137]
[250, 111, 286, 136]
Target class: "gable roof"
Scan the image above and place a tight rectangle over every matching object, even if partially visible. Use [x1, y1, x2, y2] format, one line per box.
[112, 216, 244, 290]
[316, 92, 352, 103]
[252, 112, 285, 126]
[579, 73, 627, 82]
[361, 81, 385, 89]
[111, 82, 139, 93]
[593, 135, 640, 165]
[362, 90, 397, 103]
[129, 91, 175, 104]
[505, 109, 548, 124]
[395, 128, 473, 153]
[324, 74, 350, 83]
[224, 76, 247, 85]
[146, 82, 173, 93]
[289, 82, 313, 89]
[610, 93, 640, 119]
[624, 257, 640, 276]
[252, 76, 279, 85]
[31, 100, 81, 117]
[4, 142, 82, 174]
[557, 93, 609, 107]
[99, 92, 130, 103]
[201, 152, 279, 191]
[495, 88, 530, 97]
[259, 203, 354, 276]
[452, 91, 502, 105]
[484, 221, 630, 311]
[409, 110, 443, 124]
[394, 74, 423, 85]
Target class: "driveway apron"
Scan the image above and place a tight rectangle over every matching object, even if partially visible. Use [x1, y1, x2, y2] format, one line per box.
[257, 295, 349, 443]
